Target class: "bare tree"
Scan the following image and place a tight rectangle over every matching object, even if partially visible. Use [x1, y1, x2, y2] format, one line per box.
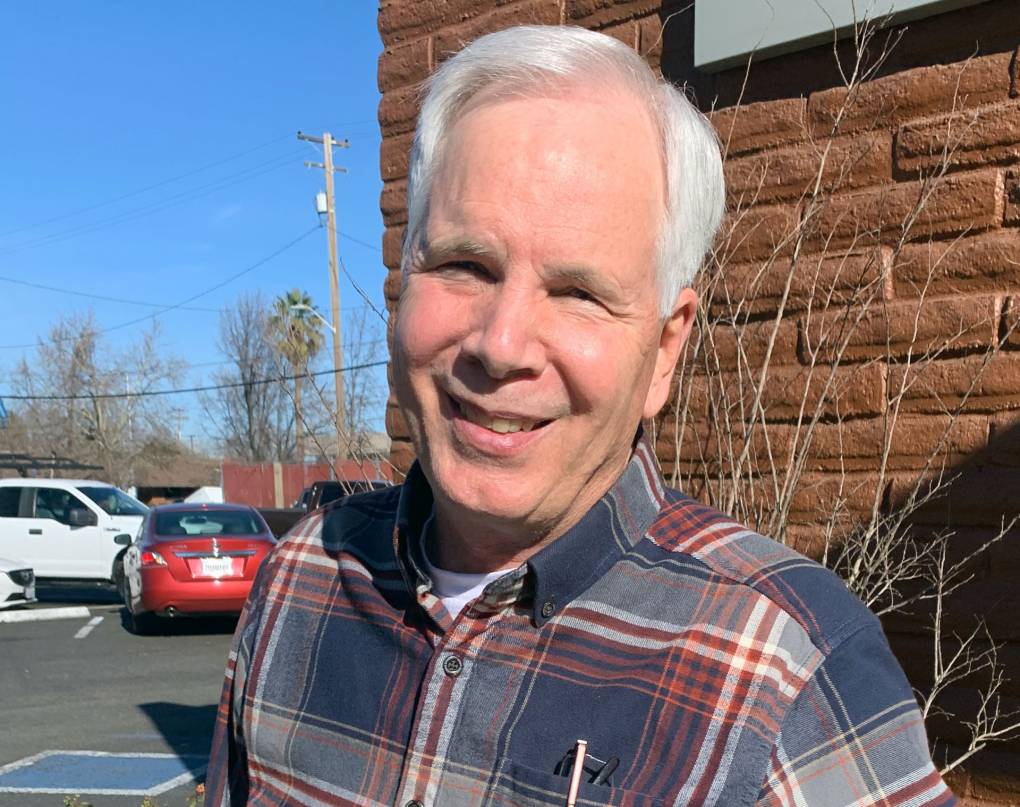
[9, 312, 183, 486]
[203, 293, 294, 462]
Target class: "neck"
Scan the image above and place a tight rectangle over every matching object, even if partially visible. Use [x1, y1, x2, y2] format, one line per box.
[428, 505, 554, 574]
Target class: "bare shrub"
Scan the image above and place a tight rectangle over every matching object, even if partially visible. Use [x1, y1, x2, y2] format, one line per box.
[657, 17, 1020, 775]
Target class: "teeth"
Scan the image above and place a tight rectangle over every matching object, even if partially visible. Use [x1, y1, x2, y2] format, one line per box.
[458, 401, 538, 434]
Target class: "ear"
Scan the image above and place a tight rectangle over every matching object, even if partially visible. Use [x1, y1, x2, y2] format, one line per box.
[643, 287, 698, 419]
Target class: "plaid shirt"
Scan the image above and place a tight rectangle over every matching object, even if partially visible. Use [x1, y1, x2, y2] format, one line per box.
[206, 438, 955, 806]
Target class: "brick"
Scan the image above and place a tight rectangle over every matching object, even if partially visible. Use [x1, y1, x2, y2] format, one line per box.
[378, 37, 432, 93]
[594, 19, 638, 48]
[988, 409, 1020, 465]
[381, 180, 408, 228]
[713, 248, 891, 318]
[966, 748, 1020, 802]
[724, 131, 892, 205]
[563, 0, 659, 29]
[892, 467, 1020, 529]
[684, 362, 886, 423]
[788, 471, 885, 520]
[1006, 170, 1020, 225]
[711, 99, 807, 158]
[636, 13, 663, 70]
[384, 402, 408, 440]
[696, 316, 800, 372]
[800, 294, 1001, 363]
[383, 267, 403, 304]
[1002, 295, 1020, 348]
[784, 522, 828, 560]
[378, 84, 421, 137]
[382, 225, 405, 270]
[378, 0, 485, 45]
[806, 169, 1005, 250]
[433, 1, 562, 63]
[893, 231, 1020, 298]
[808, 51, 1015, 136]
[806, 415, 988, 473]
[986, 521, 1020, 580]
[896, 101, 1020, 174]
[380, 130, 413, 182]
[890, 353, 1020, 414]
[388, 438, 417, 475]
[719, 202, 800, 263]
[656, 418, 796, 474]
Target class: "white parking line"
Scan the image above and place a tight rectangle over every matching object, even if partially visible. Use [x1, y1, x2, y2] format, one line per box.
[74, 615, 104, 639]
[0, 606, 91, 624]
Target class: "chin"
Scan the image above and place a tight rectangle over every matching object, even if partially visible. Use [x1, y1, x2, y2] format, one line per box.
[426, 452, 542, 524]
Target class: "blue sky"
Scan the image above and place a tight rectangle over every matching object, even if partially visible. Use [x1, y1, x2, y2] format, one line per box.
[0, 2, 387, 440]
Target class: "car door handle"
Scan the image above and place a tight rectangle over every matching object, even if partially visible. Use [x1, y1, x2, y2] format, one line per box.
[29, 528, 42, 535]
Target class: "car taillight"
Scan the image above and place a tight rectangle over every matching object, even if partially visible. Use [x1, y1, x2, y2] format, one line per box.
[140, 550, 167, 567]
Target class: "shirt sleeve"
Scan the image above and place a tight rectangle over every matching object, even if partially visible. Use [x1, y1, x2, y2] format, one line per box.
[757, 623, 958, 806]
[203, 562, 266, 805]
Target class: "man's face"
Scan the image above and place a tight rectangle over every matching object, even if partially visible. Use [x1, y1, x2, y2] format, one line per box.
[393, 87, 694, 558]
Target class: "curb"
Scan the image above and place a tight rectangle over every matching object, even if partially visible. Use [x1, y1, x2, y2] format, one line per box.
[0, 606, 91, 624]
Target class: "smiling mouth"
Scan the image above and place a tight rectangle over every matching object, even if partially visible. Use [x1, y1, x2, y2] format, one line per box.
[453, 397, 552, 434]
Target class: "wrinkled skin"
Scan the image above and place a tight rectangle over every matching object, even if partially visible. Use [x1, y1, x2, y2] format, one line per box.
[393, 86, 697, 572]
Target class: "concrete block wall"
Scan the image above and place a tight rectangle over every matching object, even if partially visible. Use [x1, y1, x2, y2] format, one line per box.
[377, 2, 1020, 801]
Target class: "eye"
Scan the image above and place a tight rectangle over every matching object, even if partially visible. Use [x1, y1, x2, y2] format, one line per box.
[436, 260, 490, 278]
[553, 285, 601, 306]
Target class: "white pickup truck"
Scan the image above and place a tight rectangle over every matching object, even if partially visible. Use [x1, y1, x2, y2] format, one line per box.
[0, 478, 147, 584]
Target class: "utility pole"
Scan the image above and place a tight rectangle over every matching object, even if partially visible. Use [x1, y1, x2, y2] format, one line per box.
[298, 130, 349, 460]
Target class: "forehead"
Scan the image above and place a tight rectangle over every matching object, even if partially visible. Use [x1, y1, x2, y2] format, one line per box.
[425, 87, 665, 275]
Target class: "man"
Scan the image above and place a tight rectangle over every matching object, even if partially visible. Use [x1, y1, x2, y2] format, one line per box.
[206, 25, 954, 806]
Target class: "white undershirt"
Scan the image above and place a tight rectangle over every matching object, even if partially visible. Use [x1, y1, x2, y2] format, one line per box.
[421, 517, 507, 617]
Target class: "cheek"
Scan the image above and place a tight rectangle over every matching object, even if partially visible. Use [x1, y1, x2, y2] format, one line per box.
[555, 328, 629, 407]
[554, 323, 657, 418]
[395, 285, 467, 366]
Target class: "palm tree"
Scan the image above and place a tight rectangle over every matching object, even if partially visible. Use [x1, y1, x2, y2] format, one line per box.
[268, 289, 325, 462]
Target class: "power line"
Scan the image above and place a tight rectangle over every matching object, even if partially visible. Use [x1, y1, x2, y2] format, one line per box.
[0, 149, 306, 256]
[0, 273, 219, 312]
[0, 225, 320, 350]
[0, 359, 389, 401]
[0, 133, 295, 239]
[0, 124, 377, 239]
[338, 231, 382, 253]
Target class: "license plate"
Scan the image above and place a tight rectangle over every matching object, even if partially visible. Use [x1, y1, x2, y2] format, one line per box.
[25, 583, 35, 601]
[201, 557, 234, 578]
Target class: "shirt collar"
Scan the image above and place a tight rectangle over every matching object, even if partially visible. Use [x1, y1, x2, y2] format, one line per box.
[394, 430, 667, 628]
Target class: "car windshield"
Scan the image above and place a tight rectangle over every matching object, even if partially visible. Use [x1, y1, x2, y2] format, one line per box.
[77, 486, 148, 517]
[155, 510, 265, 537]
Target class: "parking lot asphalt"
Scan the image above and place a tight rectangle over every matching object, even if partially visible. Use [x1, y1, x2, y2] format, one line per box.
[0, 584, 236, 806]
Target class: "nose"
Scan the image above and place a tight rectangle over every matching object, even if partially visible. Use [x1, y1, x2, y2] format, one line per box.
[461, 285, 546, 380]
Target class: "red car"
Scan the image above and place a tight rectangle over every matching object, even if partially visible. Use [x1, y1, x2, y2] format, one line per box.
[120, 502, 275, 634]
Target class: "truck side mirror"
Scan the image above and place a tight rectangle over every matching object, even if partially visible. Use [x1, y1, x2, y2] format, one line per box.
[68, 508, 98, 528]
[113, 533, 132, 546]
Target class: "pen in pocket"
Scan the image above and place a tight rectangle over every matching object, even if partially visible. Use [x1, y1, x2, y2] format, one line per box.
[565, 739, 587, 807]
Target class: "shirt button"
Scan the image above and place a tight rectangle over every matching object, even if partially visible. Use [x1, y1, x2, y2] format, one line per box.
[541, 600, 555, 618]
[406, 800, 425, 807]
[442, 654, 463, 677]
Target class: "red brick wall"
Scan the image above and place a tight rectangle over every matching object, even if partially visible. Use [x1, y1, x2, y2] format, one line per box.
[377, 2, 1020, 801]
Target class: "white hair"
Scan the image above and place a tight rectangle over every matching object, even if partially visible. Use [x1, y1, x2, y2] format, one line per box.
[402, 25, 726, 318]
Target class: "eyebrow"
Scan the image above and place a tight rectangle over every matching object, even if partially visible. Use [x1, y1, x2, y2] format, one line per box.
[544, 263, 624, 301]
[420, 236, 506, 264]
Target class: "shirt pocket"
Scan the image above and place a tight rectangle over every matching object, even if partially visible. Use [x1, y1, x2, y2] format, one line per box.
[487, 758, 665, 807]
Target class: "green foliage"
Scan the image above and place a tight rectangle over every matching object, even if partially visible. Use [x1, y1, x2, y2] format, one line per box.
[268, 288, 326, 373]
